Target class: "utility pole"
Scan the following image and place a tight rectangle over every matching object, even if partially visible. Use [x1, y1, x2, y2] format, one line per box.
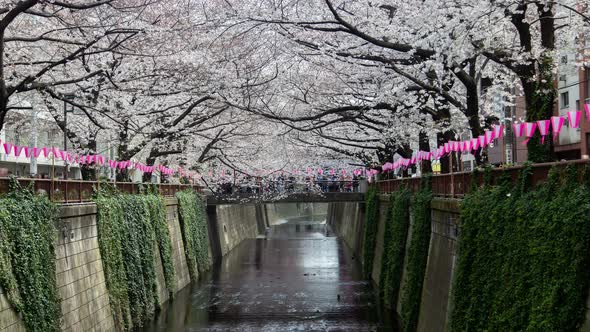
[63, 98, 68, 179]
[63, 94, 75, 179]
[30, 102, 38, 177]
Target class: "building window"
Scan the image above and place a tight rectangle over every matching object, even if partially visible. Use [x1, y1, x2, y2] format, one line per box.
[586, 69, 590, 102]
[559, 74, 567, 83]
[561, 91, 570, 109]
[561, 55, 568, 65]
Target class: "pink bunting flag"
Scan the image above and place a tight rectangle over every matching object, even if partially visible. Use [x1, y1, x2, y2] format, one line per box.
[522, 122, 537, 145]
[513, 123, 525, 138]
[567, 110, 581, 129]
[318, 168, 324, 175]
[551, 116, 564, 141]
[484, 131, 494, 146]
[329, 169, 335, 175]
[3, 142, 13, 155]
[41, 147, 49, 158]
[444, 142, 450, 154]
[23, 147, 31, 158]
[14, 145, 24, 157]
[471, 138, 480, 151]
[478, 135, 486, 149]
[458, 141, 465, 152]
[536, 120, 550, 144]
[462, 140, 472, 153]
[493, 125, 504, 139]
[33, 147, 42, 158]
[341, 169, 347, 176]
[452, 141, 460, 152]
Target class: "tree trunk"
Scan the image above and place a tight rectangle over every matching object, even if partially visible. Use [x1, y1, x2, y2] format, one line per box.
[419, 131, 432, 174]
[523, 4, 556, 162]
[437, 131, 455, 173]
[80, 139, 97, 180]
[142, 156, 157, 183]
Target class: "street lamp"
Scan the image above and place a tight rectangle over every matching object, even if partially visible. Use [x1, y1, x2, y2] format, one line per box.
[63, 94, 75, 179]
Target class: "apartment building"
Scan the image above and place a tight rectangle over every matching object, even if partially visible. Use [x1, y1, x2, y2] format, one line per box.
[0, 109, 80, 178]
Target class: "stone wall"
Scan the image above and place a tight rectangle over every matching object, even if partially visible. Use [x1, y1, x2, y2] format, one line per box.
[154, 199, 192, 304]
[416, 199, 460, 332]
[327, 201, 364, 258]
[0, 198, 200, 332]
[56, 204, 115, 332]
[328, 196, 461, 331]
[0, 286, 25, 332]
[0, 204, 117, 332]
[265, 202, 328, 225]
[370, 195, 390, 287]
[211, 204, 264, 257]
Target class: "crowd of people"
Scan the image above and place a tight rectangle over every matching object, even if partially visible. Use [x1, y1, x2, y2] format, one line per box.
[216, 174, 362, 195]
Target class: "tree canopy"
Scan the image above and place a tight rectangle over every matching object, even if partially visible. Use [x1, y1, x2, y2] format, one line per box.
[1, 0, 588, 180]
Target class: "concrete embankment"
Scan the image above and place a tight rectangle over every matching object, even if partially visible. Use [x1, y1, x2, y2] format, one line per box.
[328, 195, 590, 332]
[327, 197, 461, 332]
[0, 199, 266, 332]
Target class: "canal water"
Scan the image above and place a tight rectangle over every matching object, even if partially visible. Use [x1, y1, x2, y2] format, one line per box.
[142, 213, 397, 331]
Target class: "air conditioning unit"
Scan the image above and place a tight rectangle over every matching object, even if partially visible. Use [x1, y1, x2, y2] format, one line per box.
[559, 74, 567, 82]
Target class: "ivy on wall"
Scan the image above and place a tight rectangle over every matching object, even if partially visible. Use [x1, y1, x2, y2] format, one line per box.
[96, 188, 176, 330]
[95, 192, 132, 331]
[0, 180, 61, 331]
[400, 178, 432, 332]
[451, 165, 590, 331]
[144, 194, 176, 297]
[380, 187, 411, 309]
[120, 194, 159, 326]
[361, 186, 380, 279]
[176, 190, 210, 280]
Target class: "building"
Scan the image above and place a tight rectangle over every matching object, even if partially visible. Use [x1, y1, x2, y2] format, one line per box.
[553, 50, 589, 160]
[0, 109, 80, 179]
[487, 94, 529, 165]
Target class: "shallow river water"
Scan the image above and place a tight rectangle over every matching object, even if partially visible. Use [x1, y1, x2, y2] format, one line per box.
[141, 216, 397, 331]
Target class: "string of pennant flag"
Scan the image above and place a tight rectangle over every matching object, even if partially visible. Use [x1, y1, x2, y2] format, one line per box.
[0, 139, 201, 179]
[376, 104, 590, 175]
[3, 104, 587, 181]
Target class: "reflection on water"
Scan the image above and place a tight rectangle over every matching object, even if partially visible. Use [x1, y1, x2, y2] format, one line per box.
[141, 215, 397, 331]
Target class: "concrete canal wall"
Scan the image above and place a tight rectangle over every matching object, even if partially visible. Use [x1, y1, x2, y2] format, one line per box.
[328, 196, 590, 332]
[0, 199, 266, 332]
[265, 202, 328, 225]
[327, 197, 461, 332]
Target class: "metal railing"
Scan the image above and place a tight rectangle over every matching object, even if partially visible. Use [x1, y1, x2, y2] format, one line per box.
[374, 159, 590, 198]
[0, 177, 203, 203]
